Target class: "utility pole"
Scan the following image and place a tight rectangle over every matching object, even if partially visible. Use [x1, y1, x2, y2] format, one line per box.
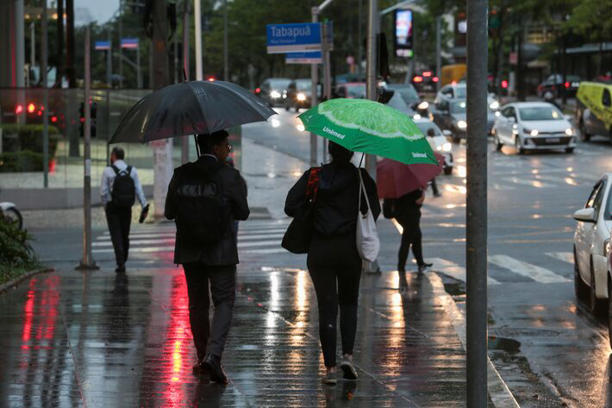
[30, 21, 35, 72]
[66, 0, 75, 87]
[365, 0, 377, 177]
[223, 0, 229, 81]
[119, 0, 123, 88]
[181, 0, 190, 164]
[194, 0, 203, 80]
[107, 31, 113, 87]
[466, 0, 488, 405]
[42, 0, 49, 187]
[435, 15, 441, 91]
[322, 21, 332, 161]
[77, 25, 98, 271]
[310, 7, 319, 166]
[152, 0, 173, 219]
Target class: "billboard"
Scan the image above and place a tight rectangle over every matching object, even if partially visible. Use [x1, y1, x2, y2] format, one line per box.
[394, 9, 413, 58]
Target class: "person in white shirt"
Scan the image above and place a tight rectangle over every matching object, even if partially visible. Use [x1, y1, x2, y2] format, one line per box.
[101, 146, 148, 272]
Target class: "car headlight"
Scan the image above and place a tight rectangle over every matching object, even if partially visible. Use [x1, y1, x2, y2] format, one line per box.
[413, 113, 422, 120]
[457, 120, 467, 130]
[489, 101, 500, 110]
[296, 92, 306, 101]
[270, 90, 281, 99]
[442, 142, 452, 152]
[495, 111, 501, 117]
[604, 238, 611, 258]
[530, 129, 539, 136]
[565, 128, 573, 136]
[417, 101, 429, 110]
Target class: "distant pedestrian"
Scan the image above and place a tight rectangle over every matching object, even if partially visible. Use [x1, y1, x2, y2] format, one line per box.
[101, 146, 148, 273]
[394, 189, 432, 290]
[165, 130, 249, 385]
[426, 128, 441, 197]
[285, 141, 380, 385]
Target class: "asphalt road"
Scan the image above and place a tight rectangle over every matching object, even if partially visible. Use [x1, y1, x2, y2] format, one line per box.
[21, 107, 612, 407]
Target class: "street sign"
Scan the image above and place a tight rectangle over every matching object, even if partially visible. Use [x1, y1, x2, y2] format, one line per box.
[121, 38, 139, 49]
[285, 51, 322, 64]
[94, 41, 111, 51]
[266, 23, 321, 54]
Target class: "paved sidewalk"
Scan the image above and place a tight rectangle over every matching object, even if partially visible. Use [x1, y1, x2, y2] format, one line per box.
[0, 251, 474, 407]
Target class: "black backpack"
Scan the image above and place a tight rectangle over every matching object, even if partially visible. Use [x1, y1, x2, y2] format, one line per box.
[111, 165, 136, 208]
[175, 163, 231, 244]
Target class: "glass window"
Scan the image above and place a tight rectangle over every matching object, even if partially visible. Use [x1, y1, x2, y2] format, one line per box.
[518, 106, 563, 121]
[586, 182, 603, 208]
[449, 100, 467, 114]
[453, 86, 467, 98]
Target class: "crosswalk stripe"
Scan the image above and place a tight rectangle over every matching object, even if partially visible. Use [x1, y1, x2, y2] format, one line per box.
[488, 255, 570, 283]
[93, 246, 172, 254]
[239, 248, 288, 255]
[237, 240, 280, 248]
[546, 252, 573, 264]
[93, 238, 174, 247]
[429, 258, 500, 285]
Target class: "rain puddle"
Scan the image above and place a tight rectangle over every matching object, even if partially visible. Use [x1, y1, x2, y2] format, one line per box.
[488, 336, 521, 354]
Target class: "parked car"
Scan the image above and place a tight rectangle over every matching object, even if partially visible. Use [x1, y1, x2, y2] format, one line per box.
[434, 83, 497, 133]
[576, 81, 612, 143]
[537, 74, 581, 99]
[414, 118, 454, 175]
[255, 78, 292, 107]
[334, 82, 366, 99]
[492, 102, 576, 154]
[573, 174, 612, 318]
[285, 79, 320, 112]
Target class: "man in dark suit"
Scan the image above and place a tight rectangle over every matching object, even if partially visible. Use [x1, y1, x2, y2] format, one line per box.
[165, 130, 249, 384]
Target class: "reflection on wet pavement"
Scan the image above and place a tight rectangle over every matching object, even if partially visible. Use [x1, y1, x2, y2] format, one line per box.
[0, 265, 470, 407]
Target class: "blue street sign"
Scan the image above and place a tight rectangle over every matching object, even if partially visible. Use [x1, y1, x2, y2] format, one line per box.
[120, 38, 139, 49]
[266, 23, 321, 54]
[94, 41, 111, 51]
[285, 51, 322, 64]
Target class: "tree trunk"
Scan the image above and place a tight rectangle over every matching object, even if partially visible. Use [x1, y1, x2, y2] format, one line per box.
[55, 0, 64, 88]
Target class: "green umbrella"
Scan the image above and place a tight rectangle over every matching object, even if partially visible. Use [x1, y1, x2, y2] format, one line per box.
[298, 98, 438, 165]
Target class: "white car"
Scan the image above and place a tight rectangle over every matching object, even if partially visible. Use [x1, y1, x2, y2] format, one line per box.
[493, 102, 577, 154]
[573, 174, 612, 317]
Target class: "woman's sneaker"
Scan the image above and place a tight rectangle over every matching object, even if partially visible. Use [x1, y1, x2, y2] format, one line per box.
[322, 368, 337, 385]
[418, 262, 433, 274]
[340, 358, 358, 380]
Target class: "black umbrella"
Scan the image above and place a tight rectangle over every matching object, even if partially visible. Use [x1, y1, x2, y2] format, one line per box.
[109, 80, 276, 144]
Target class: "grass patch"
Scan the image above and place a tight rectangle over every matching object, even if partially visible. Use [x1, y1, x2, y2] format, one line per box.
[0, 263, 42, 286]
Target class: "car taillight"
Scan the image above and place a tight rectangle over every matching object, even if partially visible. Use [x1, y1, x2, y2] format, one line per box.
[501, 80, 508, 89]
[422, 71, 432, 77]
[255, 87, 261, 94]
[564, 82, 570, 88]
[413, 76, 423, 83]
[51, 115, 57, 123]
[27, 103, 36, 113]
[15, 104, 24, 114]
[432, 76, 439, 83]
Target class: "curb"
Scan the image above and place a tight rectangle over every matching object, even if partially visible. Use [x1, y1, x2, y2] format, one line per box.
[427, 272, 520, 408]
[0, 267, 54, 294]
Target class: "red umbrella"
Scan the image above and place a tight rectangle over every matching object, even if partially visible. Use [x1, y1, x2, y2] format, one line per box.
[376, 153, 444, 199]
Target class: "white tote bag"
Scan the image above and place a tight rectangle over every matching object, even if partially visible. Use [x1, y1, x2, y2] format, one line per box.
[356, 169, 380, 262]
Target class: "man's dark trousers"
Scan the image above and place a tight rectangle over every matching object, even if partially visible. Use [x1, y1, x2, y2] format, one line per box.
[183, 263, 236, 361]
[105, 204, 132, 267]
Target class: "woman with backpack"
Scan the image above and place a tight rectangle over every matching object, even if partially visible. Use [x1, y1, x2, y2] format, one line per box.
[284, 141, 380, 385]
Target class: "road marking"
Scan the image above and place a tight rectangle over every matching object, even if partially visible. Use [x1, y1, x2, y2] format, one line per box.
[237, 240, 280, 248]
[546, 252, 573, 264]
[93, 246, 172, 254]
[429, 257, 500, 285]
[488, 255, 570, 283]
[240, 248, 288, 255]
[93, 238, 174, 247]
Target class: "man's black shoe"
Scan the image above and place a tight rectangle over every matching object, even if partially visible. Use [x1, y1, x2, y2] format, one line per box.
[115, 265, 126, 273]
[203, 354, 228, 385]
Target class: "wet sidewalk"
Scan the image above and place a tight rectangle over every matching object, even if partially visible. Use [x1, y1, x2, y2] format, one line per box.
[0, 260, 474, 407]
